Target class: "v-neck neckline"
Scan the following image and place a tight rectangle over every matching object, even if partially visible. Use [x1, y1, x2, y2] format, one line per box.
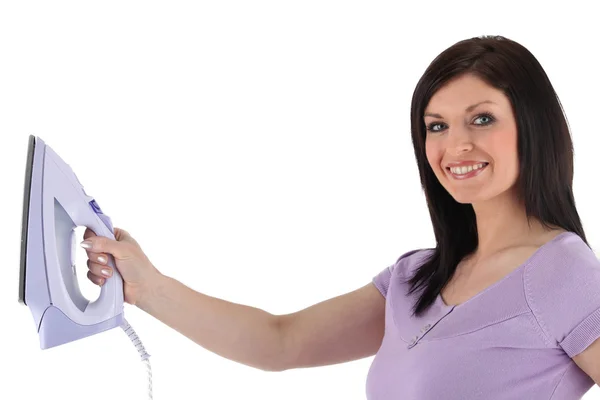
[436, 231, 574, 311]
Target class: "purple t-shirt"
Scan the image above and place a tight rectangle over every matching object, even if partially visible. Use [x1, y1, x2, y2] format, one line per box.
[366, 231, 600, 399]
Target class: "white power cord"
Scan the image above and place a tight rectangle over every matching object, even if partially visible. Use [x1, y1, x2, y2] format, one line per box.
[121, 318, 153, 399]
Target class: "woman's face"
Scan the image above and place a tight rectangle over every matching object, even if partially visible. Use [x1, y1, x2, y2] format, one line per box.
[424, 74, 520, 205]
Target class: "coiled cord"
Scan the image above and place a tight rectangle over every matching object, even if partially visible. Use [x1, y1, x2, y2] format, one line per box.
[121, 318, 153, 399]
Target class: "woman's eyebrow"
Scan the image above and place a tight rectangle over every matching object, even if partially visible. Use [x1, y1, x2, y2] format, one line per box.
[424, 100, 497, 118]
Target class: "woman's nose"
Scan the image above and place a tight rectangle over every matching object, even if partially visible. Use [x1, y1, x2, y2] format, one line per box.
[446, 127, 474, 153]
[451, 142, 474, 154]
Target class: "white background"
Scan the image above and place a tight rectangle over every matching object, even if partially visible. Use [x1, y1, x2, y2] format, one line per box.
[1, 1, 599, 399]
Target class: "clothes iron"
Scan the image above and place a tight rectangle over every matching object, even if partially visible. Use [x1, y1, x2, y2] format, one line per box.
[19, 134, 126, 349]
[19, 135, 153, 397]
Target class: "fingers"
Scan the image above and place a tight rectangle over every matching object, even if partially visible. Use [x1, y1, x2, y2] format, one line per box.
[82, 228, 96, 256]
[80, 234, 130, 260]
[82, 228, 119, 287]
[87, 270, 106, 286]
[83, 227, 97, 241]
[87, 256, 113, 286]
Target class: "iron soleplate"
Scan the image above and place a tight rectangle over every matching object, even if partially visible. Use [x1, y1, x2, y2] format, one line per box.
[19, 135, 36, 305]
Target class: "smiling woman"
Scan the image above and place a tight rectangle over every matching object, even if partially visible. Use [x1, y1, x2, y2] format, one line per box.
[70, 34, 599, 400]
[366, 35, 600, 400]
[423, 73, 520, 206]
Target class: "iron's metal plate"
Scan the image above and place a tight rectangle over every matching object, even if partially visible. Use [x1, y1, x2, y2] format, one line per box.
[19, 135, 36, 305]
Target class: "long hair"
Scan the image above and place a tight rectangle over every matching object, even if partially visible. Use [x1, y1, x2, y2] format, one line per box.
[404, 35, 589, 318]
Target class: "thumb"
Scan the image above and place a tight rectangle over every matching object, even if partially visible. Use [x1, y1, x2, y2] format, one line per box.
[113, 227, 138, 246]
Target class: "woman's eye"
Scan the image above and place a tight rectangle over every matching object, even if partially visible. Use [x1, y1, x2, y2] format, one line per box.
[474, 114, 494, 125]
[426, 113, 495, 133]
[426, 122, 443, 132]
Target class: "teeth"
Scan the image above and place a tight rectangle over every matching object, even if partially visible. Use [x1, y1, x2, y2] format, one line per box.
[450, 163, 487, 175]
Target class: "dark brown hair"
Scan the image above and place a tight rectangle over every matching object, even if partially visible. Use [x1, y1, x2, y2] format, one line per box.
[404, 35, 589, 318]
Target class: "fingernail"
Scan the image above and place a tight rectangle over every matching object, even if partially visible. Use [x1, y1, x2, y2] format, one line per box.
[101, 268, 111, 277]
[98, 256, 106, 264]
[80, 240, 92, 249]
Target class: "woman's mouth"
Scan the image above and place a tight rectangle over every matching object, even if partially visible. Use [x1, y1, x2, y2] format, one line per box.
[446, 162, 489, 180]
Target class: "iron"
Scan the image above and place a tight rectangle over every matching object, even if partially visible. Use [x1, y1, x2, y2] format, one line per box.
[19, 135, 125, 349]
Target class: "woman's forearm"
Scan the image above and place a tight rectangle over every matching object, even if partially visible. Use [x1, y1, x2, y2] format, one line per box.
[136, 273, 284, 372]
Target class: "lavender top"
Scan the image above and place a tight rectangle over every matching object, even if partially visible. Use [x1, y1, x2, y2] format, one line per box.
[366, 231, 600, 399]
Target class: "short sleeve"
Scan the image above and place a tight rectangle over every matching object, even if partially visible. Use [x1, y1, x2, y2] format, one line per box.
[525, 236, 600, 358]
[372, 249, 425, 298]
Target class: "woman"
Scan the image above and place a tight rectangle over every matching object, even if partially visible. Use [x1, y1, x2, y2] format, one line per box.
[81, 35, 600, 399]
